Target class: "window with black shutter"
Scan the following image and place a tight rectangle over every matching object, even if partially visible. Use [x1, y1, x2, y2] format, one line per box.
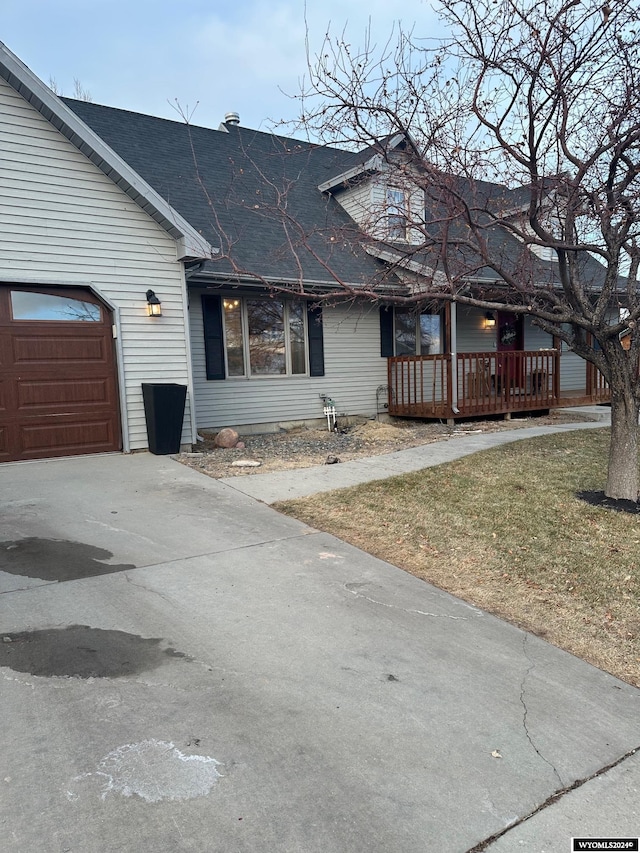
[202, 295, 226, 380]
[203, 295, 323, 379]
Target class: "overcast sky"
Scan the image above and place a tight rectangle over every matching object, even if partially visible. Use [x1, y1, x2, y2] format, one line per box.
[2, 0, 445, 134]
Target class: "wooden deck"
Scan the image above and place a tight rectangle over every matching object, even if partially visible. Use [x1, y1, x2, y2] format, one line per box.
[388, 351, 610, 420]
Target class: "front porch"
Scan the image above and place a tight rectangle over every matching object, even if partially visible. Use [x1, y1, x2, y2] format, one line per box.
[388, 351, 610, 420]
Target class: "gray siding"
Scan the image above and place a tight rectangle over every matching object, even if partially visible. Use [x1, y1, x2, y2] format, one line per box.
[190, 292, 388, 430]
[0, 77, 193, 450]
[335, 174, 423, 245]
[335, 182, 372, 227]
[559, 348, 586, 391]
[524, 318, 553, 350]
[456, 309, 555, 351]
[456, 307, 497, 352]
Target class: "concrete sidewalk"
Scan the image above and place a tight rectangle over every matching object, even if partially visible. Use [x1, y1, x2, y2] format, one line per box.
[1, 426, 638, 853]
[221, 414, 610, 504]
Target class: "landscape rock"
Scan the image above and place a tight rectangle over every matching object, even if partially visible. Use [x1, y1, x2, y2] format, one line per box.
[325, 455, 341, 465]
[181, 413, 589, 480]
[231, 459, 262, 468]
[214, 428, 240, 448]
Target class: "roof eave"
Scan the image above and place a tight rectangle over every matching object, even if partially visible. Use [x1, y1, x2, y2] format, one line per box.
[189, 268, 405, 294]
[318, 154, 382, 193]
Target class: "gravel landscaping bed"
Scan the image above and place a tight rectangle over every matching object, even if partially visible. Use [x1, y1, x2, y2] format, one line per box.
[178, 411, 595, 479]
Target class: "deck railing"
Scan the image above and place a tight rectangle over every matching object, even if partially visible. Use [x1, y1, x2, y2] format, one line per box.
[388, 354, 451, 417]
[586, 361, 611, 402]
[388, 350, 573, 418]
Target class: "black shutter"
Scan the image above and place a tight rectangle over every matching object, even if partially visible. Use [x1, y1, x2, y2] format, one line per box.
[202, 295, 226, 380]
[307, 303, 325, 377]
[380, 306, 394, 357]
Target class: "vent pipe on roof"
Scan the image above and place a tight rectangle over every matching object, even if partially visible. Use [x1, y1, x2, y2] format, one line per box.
[224, 112, 240, 126]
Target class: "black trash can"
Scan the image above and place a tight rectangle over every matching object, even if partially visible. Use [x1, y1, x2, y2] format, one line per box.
[142, 383, 188, 455]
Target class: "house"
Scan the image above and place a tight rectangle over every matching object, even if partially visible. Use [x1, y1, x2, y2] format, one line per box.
[0, 43, 609, 463]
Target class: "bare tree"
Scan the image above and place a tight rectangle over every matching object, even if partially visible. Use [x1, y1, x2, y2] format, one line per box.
[48, 76, 92, 102]
[292, 0, 640, 501]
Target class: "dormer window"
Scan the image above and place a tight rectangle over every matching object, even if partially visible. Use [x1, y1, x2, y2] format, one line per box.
[387, 188, 408, 241]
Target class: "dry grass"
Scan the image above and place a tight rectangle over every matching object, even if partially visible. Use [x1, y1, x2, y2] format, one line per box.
[275, 428, 640, 687]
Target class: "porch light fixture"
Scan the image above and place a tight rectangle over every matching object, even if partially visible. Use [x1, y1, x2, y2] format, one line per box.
[146, 289, 162, 317]
[484, 311, 497, 329]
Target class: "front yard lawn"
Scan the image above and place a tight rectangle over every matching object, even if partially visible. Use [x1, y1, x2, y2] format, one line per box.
[275, 428, 640, 687]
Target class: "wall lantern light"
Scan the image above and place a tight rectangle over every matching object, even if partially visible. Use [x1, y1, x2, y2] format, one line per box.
[146, 289, 162, 317]
[484, 311, 497, 329]
[619, 328, 632, 351]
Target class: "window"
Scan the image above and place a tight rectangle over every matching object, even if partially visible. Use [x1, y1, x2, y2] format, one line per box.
[10, 290, 101, 322]
[386, 188, 408, 241]
[202, 295, 324, 379]
[380, 306, 444, 357]
[394, 308, 442, 355]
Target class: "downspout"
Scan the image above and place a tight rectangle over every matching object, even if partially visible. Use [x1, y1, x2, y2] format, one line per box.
[181, 264, 200, 447]
[183, 261, 207, 444]
[184, 260, 206, 280]
[450, 301, 459, 414]
[111, 304, 130, 452]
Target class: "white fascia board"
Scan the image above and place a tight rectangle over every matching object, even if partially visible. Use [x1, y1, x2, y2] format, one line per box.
[177, 234, 214, 261]
[318, 154, 382, 193]
[0, 41, 212, 261]
[364, 245, 504, 288]
[318, 132, 422, 194]
[364, 244, 436, 277]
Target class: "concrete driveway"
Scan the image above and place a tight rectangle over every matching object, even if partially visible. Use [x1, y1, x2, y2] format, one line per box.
[0, 452, 638, 852]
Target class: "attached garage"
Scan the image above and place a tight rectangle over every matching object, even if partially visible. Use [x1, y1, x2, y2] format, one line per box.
[0, 47, 213, 463]
[0, 285, 121, 462]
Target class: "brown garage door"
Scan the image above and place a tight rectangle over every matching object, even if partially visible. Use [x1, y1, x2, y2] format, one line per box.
[0, 285, 121, 462]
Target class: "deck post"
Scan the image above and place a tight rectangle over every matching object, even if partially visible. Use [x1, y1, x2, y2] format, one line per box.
[553, 348, 561, 401]
[449, 302, 458, 415]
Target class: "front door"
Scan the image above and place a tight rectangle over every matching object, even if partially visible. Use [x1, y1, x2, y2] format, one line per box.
[495, 313, 524, 391]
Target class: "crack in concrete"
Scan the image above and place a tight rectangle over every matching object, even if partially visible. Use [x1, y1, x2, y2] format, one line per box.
[519, 635, 565, 788]
[0, 579, 56, 596]
[0, 531, 316, 599]
[124, 573, 177, 605]
[465, 745, 640, 852]
[345, 583, 482, 620]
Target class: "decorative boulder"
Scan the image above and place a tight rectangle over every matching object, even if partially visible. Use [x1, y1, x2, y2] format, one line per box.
[214, 428, 240, 448]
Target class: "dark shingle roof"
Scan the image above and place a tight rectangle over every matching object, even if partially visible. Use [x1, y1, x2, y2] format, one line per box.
[62, 99, 392, 288]
[61, 98, 608, 295]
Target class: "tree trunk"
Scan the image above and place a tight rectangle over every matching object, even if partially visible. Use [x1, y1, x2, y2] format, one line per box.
[606, 391, 640, 501]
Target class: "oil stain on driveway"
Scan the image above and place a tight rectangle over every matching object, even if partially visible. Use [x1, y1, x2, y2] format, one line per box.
[0, 537, 135, 582]
[0, 625, 189, 678]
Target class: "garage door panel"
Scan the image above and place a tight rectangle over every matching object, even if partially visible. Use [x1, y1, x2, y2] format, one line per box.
[12, 334, 109, 365]
[16, 377, 115, 411]
[0, 424, 9, 461]
[18, 416, 116, 457]
[0, 285, 121, 462]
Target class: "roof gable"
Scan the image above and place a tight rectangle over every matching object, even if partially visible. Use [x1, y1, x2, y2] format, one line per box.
[0, 41, 211, 261]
